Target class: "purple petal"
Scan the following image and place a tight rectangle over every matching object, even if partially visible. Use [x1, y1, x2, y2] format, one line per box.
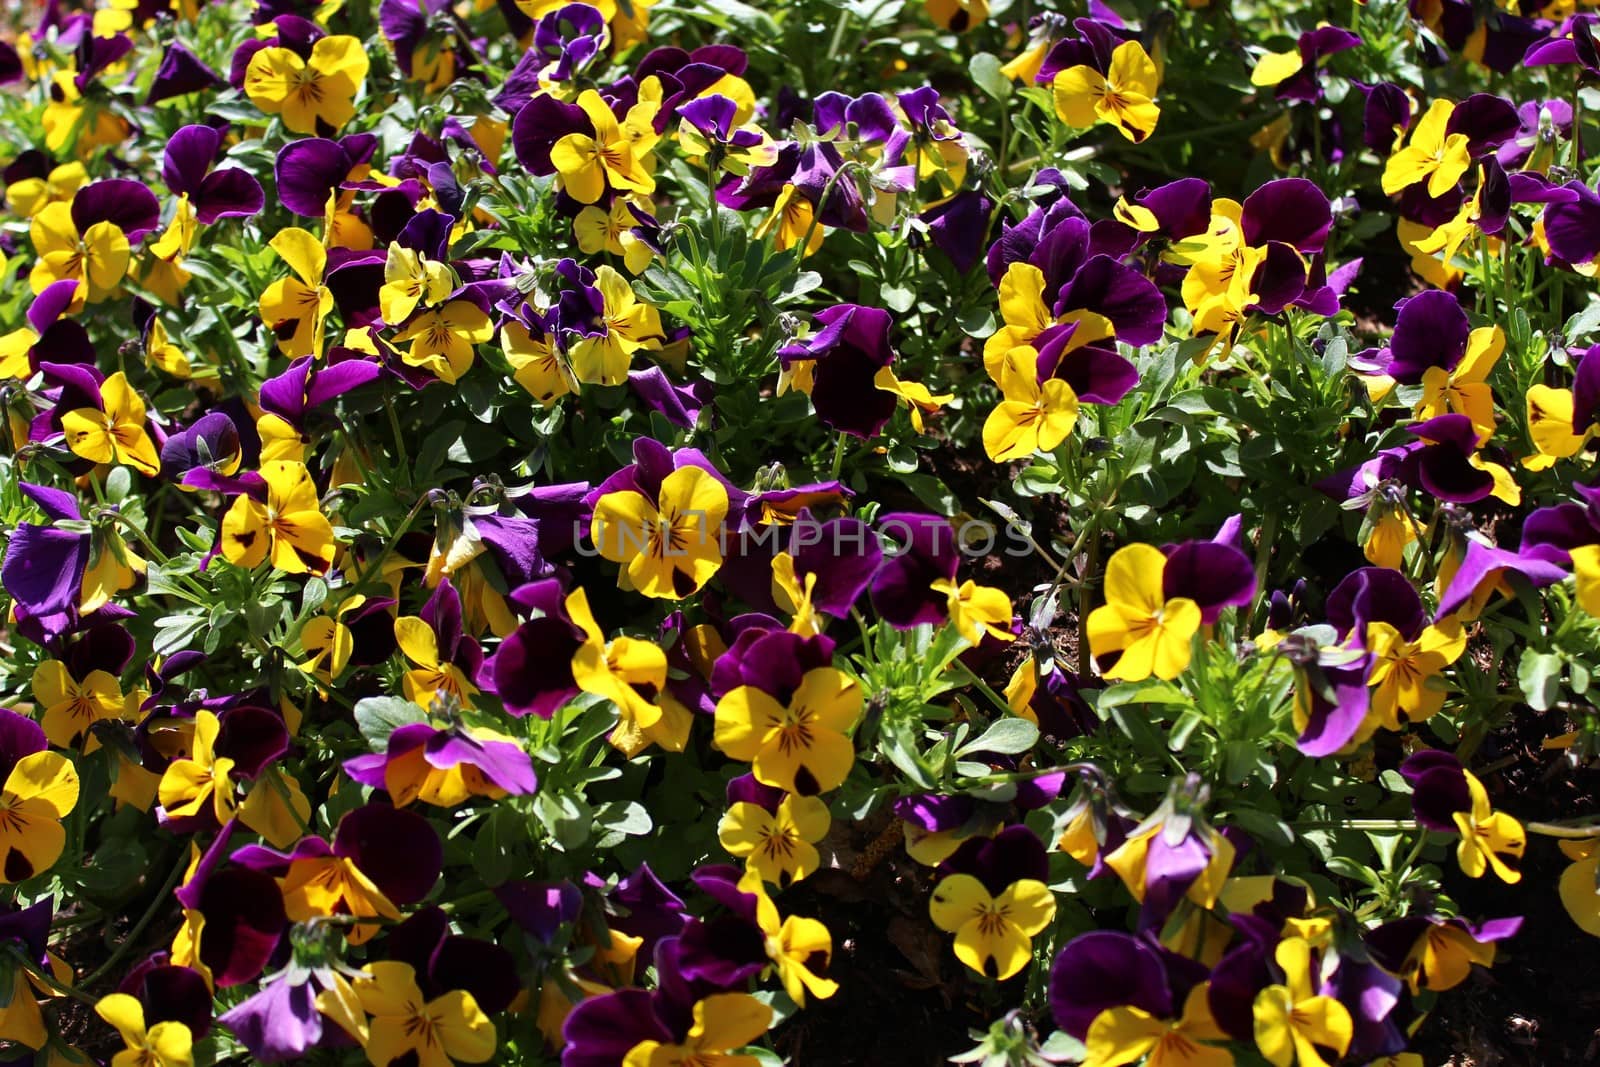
[334, 804, 441, 905]
[1049, 931, 1172, 1039]
[71, 179, 161, 240]
[1163, 540, 1256, 623]
[1241, 177, 1332, 253]
[195, 168, 265, 224]
[163, 125, 222, 196]
[147, 41, 221, 104]
[1437, 540, 1569, 618]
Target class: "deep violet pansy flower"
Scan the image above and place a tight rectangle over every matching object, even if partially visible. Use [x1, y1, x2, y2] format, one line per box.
[386, 906, 522, 1014]
[146, 40, 223, 104]
[273, 134, 380, 217]
[495, 878, 584, 944]
[2, 482, 91, 638]
[777, 304, 899, 439]
[232, 803, 443, 936]
[114, 959, 214, 1041]
[163, 124, 265, 224]
[1049, 930, 1180, 1038]
[490, 579, 583, 719]
[1162, 517, 1257, 624]
[869, 512, 960, 628]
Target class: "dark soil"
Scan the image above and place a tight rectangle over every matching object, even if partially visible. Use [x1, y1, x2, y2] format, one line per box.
[1414, 704, 1600, 1066]
[771, 809, 995, 1066]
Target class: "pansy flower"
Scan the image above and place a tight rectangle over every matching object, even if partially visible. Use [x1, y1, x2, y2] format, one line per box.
[930, 826, 1056, 980]
[1251, 25, 1361, 102]
[931, 577, 1015, 644]
[925, 0, 986, 31]
[777, 304, 899, 439]
[321, 961, 496, 1067]
[4, 154, 87, 218]
[380, 242, 454, 327]
[218, 935, 364, 1062]
[622, 992, 771, 1067]
[1382, 99, 1471, 197]
[574, 196, 659, 274]
[1401, 750, 1525, 883]
[379, 0, 463, 90]
[1052, 39, 1161, 142]
[233, 802, 442, 944]
[714, 666, 861, 796]
[2, 482, 140, 640]
[422, 485, 574, 639]
[394, 285, 495, 386]
[146, 39, 223, 104]
[158, 706, 301, 843]
[256, 355, 382, 464]
[677, 93, 779, 175]
[1087, 544, 1202, 682]
[548, 89, 658, 204]
[161, 123, 265, 227]
[717, 774, 830, 887]
[1251, 938, 1353, 1067]
[1364, 613, 1465, 731]
[259, 227, 334, 359]
[345, 719, 537, 807]
[1052, 928, 1226, 1056]
[30, 179, 161, 309]
[31, 622, 138, 749]
[1367, 913, 1521, 994]
[220, 460, 336, 575]
[592, 463, 730, 599]
[40, 32, 134, 156]
[169, 831, 288, 991]
[244, 32, 370, 135]
[395, 579, 483, 711]
[567, 264, 665, 386]
[501, 300, 578, 405]
[1105, 791, 1237, 930]
[96, 967, 212, 1067]
[0, 898, 69, 1053]
[1352, 290, 1503, 441]
[1559, 838, 1600, 936]
[689, 866, 839, 1005]
[565, 586, 690, 756]
[59, 370, 160, 476]
[983, 348, 1081, 462]
[0, 280, 93, 380]
[0, 709, 80, 883]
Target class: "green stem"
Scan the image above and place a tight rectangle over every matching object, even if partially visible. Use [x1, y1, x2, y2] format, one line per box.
[384, 389, 412, 480]
[80, 855, 188, 990]
[828, 432, 848, 481]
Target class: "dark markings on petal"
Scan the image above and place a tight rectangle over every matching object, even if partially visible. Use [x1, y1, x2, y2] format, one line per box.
[671, 566, 696, 598]
[5, 849, 33, 882]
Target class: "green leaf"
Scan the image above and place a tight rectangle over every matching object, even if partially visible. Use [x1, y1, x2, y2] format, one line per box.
[152, 614, 208, 656]
[969, 53, 1013, 102]
[1517, 650, 1562, 712]
[956, 716, 1039, 756]
[354, 696, 427, 753]
[594, 800, 653, 844]
[1038, 1031, 1087, 1062]
[1226, 808, 1293, 847]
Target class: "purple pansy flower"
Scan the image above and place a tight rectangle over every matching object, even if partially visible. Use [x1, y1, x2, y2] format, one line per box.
[163, 125, 265, 224]
[777, 304, 899, 439]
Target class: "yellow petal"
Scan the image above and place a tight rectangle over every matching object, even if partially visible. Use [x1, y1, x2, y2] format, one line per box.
[1251, 49, 1304, 86]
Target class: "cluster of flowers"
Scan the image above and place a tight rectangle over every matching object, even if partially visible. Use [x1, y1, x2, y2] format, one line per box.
[2, 0, 1600, 1061]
